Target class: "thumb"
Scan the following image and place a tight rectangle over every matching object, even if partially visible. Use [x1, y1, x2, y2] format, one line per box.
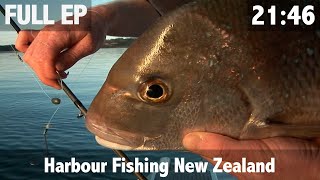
[183, 132, 273, 163]
[15, 30, 40, 52]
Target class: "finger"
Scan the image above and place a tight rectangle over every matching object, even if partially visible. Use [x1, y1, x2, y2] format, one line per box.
[23, 31, 68, 88]
[31, 58, 62, 89]
[183, 132, 274, 162]
[55, 35, 97, 71]
[15, 30, 40, 52]
[57, 71, 68, 79]
[38, 77, 61, 90]
[38, 69, 62, 89]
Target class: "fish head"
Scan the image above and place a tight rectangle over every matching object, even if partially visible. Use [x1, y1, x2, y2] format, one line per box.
[86, 2, 248, 150]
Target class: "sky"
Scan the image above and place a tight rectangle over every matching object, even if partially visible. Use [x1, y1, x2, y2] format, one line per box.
[0, 0, 114, 45]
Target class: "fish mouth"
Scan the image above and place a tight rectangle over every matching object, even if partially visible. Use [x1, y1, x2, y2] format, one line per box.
[86, 121, 145, 150]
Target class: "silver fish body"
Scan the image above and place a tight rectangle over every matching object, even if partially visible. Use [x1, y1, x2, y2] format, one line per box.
[86, 0, 320, 150]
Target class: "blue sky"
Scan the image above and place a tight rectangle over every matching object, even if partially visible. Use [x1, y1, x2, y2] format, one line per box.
[92, 0, 113, 6]
[0, 0, 115, 45]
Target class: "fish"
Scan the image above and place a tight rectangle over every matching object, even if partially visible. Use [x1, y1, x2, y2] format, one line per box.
[86, 0, 320, 150]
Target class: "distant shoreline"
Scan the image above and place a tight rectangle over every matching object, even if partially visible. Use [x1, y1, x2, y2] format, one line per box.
[101, 38, 136, 48]
[0, 38, 136, 52]
[0, 45, 17, 52]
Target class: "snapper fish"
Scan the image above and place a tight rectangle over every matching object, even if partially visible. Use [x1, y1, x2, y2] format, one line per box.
[86, 0, 320, 150]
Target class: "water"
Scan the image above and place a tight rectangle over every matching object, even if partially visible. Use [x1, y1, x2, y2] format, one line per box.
[0, 48, 235, 180]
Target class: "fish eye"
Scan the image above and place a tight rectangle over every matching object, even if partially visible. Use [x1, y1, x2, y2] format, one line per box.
[138, 78, 170, 103]
[146, 84, 163, 99]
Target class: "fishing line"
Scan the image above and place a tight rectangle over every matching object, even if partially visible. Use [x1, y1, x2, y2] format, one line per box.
[9, 44, 53, 100]
[10, 44, 63, 160]
[43, 106, 61, 156]
[68, 56, 94, 118]
[1, 4, 147, 180]
[71, 54, 94, 82]
[145, 0, 162, 16]
[42, 73, 65, 157]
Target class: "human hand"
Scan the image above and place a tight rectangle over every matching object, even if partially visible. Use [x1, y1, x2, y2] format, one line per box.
[14, 0, 166, 89]
[15, 10, 107, 89]
[183, 133, 320, 179]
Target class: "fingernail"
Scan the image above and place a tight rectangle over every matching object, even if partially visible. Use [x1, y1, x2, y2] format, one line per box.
[183, 133, 201, 150]
[56, 70, 69, 79]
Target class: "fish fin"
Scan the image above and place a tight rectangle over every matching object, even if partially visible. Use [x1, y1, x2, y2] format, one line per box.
[240, 118, 320, 139]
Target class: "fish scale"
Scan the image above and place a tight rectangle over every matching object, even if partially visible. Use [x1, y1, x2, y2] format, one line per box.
[86, 0, 320, 150]
[274, 45, 320, 125]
